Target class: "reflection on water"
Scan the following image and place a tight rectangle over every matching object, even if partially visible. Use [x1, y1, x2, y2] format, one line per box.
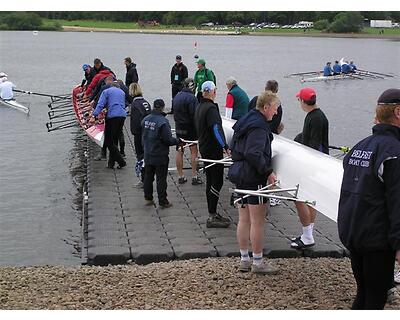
[0, 31, 398, 266]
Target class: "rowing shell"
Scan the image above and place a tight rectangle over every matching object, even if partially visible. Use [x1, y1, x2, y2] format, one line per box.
[222, 116, 343, 222]
[72, 86, 104, 147]
[0, 98, 29, 114]
[300, 73, 357, 83]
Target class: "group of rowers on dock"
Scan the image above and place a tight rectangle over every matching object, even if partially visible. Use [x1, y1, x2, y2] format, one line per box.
[77, 55, 400, 310]
[323, 60, 357, 76]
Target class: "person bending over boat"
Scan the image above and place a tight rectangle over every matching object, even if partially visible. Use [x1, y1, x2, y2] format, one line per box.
[194, 59, 216, 102]
[0, 77, 16, 100]
[129, 83, 151, 187]
[291, 87, 329, 249]
[194, 81, 231, 228]
[93, 58, 113, 75]
[228, 90, 280, 275]
[323, 62, 333, 77]
[332, 60, 341, 75]
[172, 78, 202, 186]
[224, 76, 249, 120]
[338, 88, 400, 309]
[142, 99, 182, 208]
[90, 83, 127, 170]
[81, 64, 96, 88]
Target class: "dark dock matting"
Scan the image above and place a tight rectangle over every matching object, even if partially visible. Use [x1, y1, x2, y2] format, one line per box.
[84, 126, 346, 266]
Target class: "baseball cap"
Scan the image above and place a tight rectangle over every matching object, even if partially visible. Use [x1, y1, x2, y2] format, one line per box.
[153, 99, 165, 110]
[176, 55, 182, 60]
[296, 87, 316, 101]
[201, 81, 216, 93]
[197, 58, 206, 66]
[82, 64, 90, 71]
[377, 88, 400, 105]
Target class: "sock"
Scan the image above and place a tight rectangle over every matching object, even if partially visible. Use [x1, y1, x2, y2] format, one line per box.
[301, 225, 314, 244]
[252, 252, 263, 265]
[310, 223, 314, 231]
[240, 249, 250, 262]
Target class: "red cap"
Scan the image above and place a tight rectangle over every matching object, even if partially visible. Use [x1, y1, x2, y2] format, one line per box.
[296, 87, 316, 101]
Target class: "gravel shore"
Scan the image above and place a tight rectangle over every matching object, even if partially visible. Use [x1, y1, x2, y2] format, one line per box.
[1, 257, 399, 310]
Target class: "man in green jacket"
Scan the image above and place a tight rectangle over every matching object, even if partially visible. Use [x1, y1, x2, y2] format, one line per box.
[194, 58, 216, 102]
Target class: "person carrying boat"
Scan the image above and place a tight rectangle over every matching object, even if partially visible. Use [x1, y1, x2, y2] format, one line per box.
[194, 59, 216, 102]
[349, 61, 357, 73]
[90, 82, 127, 170]
[81, 64, 96, 88]
[323, 62, 333, 77]
[172, 78, 202, 186]
[291, 87, 329, 249]
[0, 77, 16, 100]
[170, 55, 188, 102]
[129, 83, 151, 187]
[194, 81, 231, 228]
[142, 99, 183, 208]
[332, 60, 341, 75]
[124, 57, 139, 88]
[224, 76, 249, 120]
[228, 90, 280, 275]
[93, 58, 113, 75]
[338, 88, 400, 310]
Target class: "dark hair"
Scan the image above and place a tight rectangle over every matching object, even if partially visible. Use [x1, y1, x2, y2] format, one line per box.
[124, 57, 132, 64]
[303, 96, 316, 106]
[265, 80, 278, 93]
[94, 58, 101, 64]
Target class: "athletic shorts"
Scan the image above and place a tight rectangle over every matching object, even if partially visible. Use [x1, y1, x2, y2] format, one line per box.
[233, 184, 268, 205]
[176, 126, 198, 149]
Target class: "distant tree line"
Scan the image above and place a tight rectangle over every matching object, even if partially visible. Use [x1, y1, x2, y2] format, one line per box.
[0, 11, 399, 31]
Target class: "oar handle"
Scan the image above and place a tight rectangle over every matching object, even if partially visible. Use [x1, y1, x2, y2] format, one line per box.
[329, 145, 349, 153]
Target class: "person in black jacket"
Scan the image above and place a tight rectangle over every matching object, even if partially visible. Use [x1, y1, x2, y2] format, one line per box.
[338, 88, 400, 310]
[172, 78, 202, 185]
[142, 99, 183, 208]
[81, 64, 96, 88]
[228, 90, 280, 275]
[93, 58, 113, 74]
[170, 55, 188, 101]
[129, 83, 151, 186]
[194, 81, 231, 228]
[124, 57, 139, 88]
[291, 87, 329, 250]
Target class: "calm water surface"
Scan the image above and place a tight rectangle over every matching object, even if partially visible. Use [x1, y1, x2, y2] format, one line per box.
[0, 31, 399, 266]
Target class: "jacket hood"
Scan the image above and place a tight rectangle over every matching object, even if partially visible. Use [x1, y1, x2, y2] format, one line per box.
[232, 109, 269, 138]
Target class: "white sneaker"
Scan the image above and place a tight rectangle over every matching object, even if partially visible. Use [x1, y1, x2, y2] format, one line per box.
[395, 271, 400, 284]
[269, 197, 282, 207]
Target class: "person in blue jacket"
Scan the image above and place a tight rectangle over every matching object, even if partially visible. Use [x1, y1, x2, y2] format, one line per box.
[341, 61, 352, 74]
[338, 88, 400, 309]
[349, 61, 357, 73]
[228, 90, 280, 275]
[323, 62, 333, 76]
[142, 99, 183, 208]
[91, 83, 127, 169]
[332, 60, 341, 75]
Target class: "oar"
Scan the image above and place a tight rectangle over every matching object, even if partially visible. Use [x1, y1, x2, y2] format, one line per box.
[357, 69, 394, 78]
[285, 71, 321, 77]
[355, 71, 384, 79]
[329, 145, 350, 153]
[13, 89, 71, 100]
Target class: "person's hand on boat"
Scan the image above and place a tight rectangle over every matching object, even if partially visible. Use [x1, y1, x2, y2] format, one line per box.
[224, 148, 231, 157]
[267, 172, 277, 185]
[89, 116, 96, 125]
[176, 138, 185, 152]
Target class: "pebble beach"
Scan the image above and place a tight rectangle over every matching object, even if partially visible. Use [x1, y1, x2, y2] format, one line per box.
[0, 257, 399, 310]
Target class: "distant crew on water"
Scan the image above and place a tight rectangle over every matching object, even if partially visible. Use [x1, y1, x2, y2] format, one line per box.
[323, 62, 333, 77]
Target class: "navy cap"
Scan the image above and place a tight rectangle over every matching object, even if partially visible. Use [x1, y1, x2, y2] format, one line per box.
[378, 88, 400, 104]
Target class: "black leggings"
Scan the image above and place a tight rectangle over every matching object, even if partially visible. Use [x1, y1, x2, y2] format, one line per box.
[205, 160, 224, 214]
[350, 250, 395, 309]
[104, 117, 125, 167]
[144, 163, 168, 204]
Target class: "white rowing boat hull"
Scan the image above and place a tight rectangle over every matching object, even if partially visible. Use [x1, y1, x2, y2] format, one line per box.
[301, 74, 356, 83]
[0, 98, 29, 114]
[222, 116, 342, 222]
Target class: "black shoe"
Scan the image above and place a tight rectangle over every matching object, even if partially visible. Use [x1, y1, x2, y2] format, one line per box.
[206, 213, 230, 228]
[159, 200, 173, 209]
[178, 176, 187, 184]
[192, 176, 203, 185]
[120, 152, 126, 158]
[106, 164, 114, 169]
[117, 161, 127, 169]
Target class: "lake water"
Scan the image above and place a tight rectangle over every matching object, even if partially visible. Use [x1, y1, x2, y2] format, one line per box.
[0, 31, 399, 266]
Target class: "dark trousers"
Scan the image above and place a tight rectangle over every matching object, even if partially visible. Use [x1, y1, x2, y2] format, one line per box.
[133, 134, 144, 161]
[350, 250, 395, 309]
[172, 84, 182, 99]
[196, 91, 203, 102]
[104, 117, 125, 167]
[100, 129, 125, 157]
[204, 156, 224, 214]
[144, 162, 169, 204]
